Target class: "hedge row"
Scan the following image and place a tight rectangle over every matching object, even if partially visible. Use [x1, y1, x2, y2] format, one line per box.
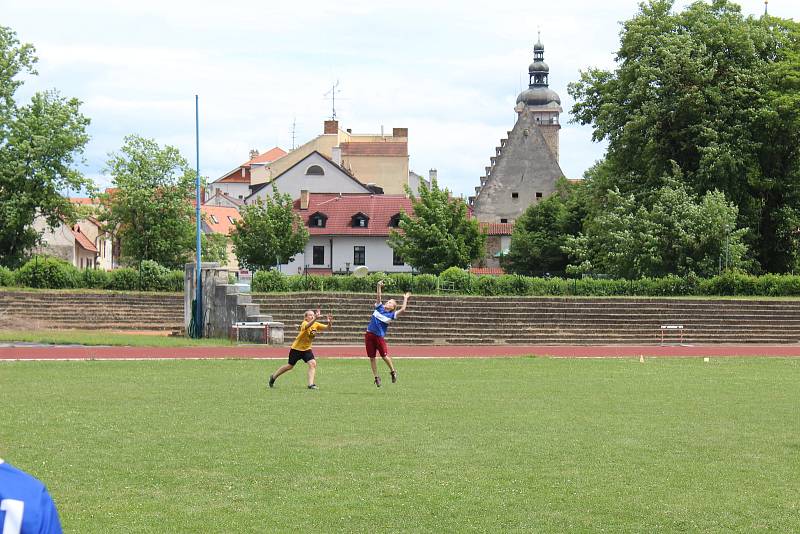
[0, 256, 183, 292]
[251, 267, 800, 297]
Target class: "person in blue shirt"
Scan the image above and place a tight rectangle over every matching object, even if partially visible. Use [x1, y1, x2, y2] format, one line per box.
[365, 280, 411, 387]
[0, 459, 62, 534]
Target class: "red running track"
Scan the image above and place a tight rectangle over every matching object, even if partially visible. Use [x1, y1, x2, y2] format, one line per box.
[2, 344, 800, 360]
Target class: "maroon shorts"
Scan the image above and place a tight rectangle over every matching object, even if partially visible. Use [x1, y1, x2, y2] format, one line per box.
[364, 331, 388, 359]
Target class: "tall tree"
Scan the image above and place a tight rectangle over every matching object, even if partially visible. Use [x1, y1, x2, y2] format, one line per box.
[503, 178, 587, 276]
[0, 26, 93, 267]
[388, 180, 485, 274]
[101, 135, 196, 269]
[569, 0, 800, 272]
[230, 185, 308, 271]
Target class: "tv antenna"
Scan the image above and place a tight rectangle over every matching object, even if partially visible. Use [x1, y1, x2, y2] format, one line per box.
[324, 80, 342, 120]
[289, 117, 297, 150]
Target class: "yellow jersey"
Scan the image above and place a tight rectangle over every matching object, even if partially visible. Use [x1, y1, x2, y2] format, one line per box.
[291, 320, 329, 351]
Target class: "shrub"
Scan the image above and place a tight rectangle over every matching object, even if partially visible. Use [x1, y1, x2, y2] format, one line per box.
[388, 273, 414, 292]
[80, 268, 110, 289]
[769, 275, 800, 296]
[0, 266, 13, 287]
[106, 268, 140, 290]
[529, 277, 568, 295]
[412, 274, 437, 294]
[252, 270, 288, 292]
[14, 256, 79, 289]
[286, 274, 326, 292]
[164, 270, 184, 292]
[474, 275, 499, 296]
[439, 267, 473, 293]
[496, 274, 532, 296]
[137, 260, 172, 291]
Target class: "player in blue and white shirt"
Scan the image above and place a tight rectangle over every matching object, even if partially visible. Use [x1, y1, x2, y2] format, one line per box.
[0, 459, 62, 534]
[364, 280, 411, 387]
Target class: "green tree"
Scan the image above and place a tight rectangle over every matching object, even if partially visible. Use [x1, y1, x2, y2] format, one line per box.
[230, 185, 308, 271]
[202, 233, 229, 266]
[503, 178, 587, 275]
[564, 179, 748, 278]
[568, 0, 800, 272]
[0, 26, 93, 267]
[388, 180, 485, 274]
[101, 135, 196, 269]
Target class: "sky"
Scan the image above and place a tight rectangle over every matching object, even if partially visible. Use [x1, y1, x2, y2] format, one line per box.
[2, 0, 796, 197]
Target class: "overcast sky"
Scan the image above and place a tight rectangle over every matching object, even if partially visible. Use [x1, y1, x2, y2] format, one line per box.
[3, 0, 796, 197]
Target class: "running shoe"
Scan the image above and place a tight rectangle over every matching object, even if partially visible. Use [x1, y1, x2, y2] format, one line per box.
[390, 370, 397, 384]
[268, 375, 275, 388]
[308, 384, 318, 390]
[374, 376, 382, 388]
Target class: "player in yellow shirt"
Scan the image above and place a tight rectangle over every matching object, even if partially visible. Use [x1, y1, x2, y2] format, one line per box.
[268, 308, 332, 390]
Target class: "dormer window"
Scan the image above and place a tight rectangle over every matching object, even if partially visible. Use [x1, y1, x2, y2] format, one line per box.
[210, 215, 219, 224]
[389, 213, 402, 228]
[305, 164, 324, 176]
[227, 216, 236, 224]
[309, 212, 327, 228]
[351, 212, 369, 228]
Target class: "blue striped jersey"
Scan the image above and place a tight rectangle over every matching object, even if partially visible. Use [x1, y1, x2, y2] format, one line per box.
[366, 304, 395, 337]
[0, 460, 62, 534]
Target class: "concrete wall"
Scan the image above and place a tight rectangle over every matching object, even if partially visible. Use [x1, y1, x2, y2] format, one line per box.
[343, 154, 408, 194]
[282, 235, 412, 274]
[211, 182, 250, 202]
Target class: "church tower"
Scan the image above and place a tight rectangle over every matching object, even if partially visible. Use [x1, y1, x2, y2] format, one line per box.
[471, 35, 565, 223]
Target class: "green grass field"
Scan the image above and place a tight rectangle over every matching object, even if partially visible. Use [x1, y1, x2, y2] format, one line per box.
[2, 358, 798, 532]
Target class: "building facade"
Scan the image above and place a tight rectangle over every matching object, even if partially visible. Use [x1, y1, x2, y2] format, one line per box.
[471, 36, 565, 223]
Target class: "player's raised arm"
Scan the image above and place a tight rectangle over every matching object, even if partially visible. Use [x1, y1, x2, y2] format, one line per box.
[395, 292, 412, 317]
[376, 280, 384, 306]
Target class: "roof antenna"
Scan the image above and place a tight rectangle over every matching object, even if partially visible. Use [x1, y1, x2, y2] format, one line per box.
[324, 80, 341, 120]
[289, 117, 297, 151]
[764, 0, 768, 15]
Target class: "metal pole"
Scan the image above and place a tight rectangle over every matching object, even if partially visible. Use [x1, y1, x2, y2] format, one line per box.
[195, 95, 203, 337]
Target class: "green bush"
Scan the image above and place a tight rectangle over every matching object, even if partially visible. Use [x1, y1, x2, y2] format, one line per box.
[252, 270, 288, 292]
[164, 270, 184, 292]
[80, 268, 110, 289]
[137, 260, 171, 291]
[287, 274, 326, 292]
[769, 275, 800, 296]
[14, 256, 80, 289]
[106, 268, 139, 291]
[439, 267, 473, 293]
[528, 277, 568, 295]
[412, 274, 437, 294]
[0, 266, 14, 287]
[496, 274, 532, 296]
[388, 273, 414, 292]
[474, 275, 499, 296]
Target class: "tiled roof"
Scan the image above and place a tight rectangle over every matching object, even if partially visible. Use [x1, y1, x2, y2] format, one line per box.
[469, 267, 506, 276]
[296, 193, 413, 236]
[217, 170, 250, 183]
[340, 141, 407, 157]
[479, 222, 515, 235]
[247, 147, 287, 165]
[71, 226, 98, 253]
[69, 197, 95, 205]
[201, 205, 241, 235]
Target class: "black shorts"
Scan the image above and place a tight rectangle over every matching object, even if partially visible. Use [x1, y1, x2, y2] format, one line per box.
[288, 348, 315, 365]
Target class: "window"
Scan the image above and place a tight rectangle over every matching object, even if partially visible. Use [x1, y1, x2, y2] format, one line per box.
[305, 164, 325, 176]
[312, 245, 325, 265]
[535, 192, 543, 199]
[393, 249, 404, 266]
[351, 213, 369, 228]
[309, 212, 327, 228]
[500, 218, 508, 223]
[210, 214, 219, 224]
[389, 214, 402, 228]
[353, 246, 365, 266]
[227, 216, 236, 224]
[511, 192, 519, 199]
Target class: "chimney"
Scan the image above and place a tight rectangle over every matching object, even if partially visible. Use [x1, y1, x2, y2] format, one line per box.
[392, 127, 408, 138]
[346, 128, 352, 134]
[429, 169, 438, 182]
[324, 120, 339, 134]
[300, 189, 310, 210]
[249, 149, 259, 160]
[331, 146, 342, 166]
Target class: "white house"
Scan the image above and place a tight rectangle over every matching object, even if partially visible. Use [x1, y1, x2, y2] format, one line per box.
[245, 150, 376, 204]
[209, 147, 287, 202]
[281, 193, 414, 275]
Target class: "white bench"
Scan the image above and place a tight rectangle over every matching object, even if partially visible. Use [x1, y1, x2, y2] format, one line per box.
[230, 321, 271, 344]
[660, 325, 684, 345]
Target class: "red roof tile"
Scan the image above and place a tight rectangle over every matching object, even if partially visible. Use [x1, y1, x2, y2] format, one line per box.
[247, 147, 287, 165]
[470, 267, 506, 276]
[69, 197, 96, 205]
[215, 147, 287, 184]
[71, 226, 98, 253]
[340, 142, 407, 157]
[479, 222, 514, 235]
[295, 193, 413, 236]
[201, 205, 241, 235]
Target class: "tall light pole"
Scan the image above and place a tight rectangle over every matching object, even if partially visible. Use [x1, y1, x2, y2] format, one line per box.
[194, 95, 203, 337]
